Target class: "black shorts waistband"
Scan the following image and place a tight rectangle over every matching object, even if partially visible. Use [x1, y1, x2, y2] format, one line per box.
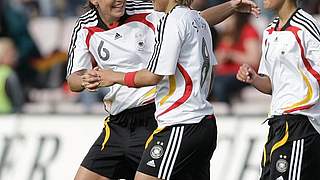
[110, 103, 155, 118]
[267, 114, 308, 126]
[109, 103, 156, 129]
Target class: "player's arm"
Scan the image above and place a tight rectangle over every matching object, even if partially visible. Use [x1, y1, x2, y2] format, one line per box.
[68, 68, 103, 92]
[67, 70, 87, 92]
[96, 68, 163, 88]
[200, 0, 260, 26]
[236, 64, 272, 95]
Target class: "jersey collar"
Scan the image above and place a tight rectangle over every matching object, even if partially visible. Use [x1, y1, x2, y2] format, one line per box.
[274, 8, 300, 31]
[96, 10, 129, 31]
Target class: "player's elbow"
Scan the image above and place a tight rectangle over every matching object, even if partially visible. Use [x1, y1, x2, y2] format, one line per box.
[140, 74, 163, 86]
[149, 74, 163, 85]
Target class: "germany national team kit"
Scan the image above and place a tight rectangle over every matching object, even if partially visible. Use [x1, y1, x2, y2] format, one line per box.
[258, 8, 320, 180]
[67, 1, 218, 179]
[137, 6, 217, 179]
[67, 1, 163, 179]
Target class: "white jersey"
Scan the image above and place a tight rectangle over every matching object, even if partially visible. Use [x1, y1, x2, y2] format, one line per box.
[258, 9, 320, 133]
[147, 6, 216, 127]
[66, 0, 164, 115]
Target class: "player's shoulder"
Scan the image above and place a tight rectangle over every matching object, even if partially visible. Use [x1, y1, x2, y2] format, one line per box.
[165, 6, 198, 26]
[74, 9, 99, 29]
[290, 8, 320, 42]
[264, 17, 279, 33]
[126, 0, 154, 15]
[168, 6, 191, 19]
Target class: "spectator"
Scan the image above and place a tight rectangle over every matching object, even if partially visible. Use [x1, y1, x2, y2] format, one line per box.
[0, 0, 43, 91]
[211, 13, 261, 104]
[0, 38, 25, 113]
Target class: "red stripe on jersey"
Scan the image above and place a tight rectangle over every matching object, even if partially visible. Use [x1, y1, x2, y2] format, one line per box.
[125, 13, 155, 32]
[284, 104, 315, 113]
[287, 26, 320, 84]
[157, 64, 193, 118]
[84, 26, 104, 48]
[267, 27, 275, 34]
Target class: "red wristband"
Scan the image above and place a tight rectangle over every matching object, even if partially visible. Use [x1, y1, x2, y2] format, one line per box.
[124, 71, 137, 87]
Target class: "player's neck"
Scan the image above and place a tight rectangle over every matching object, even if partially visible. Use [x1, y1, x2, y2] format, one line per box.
[98, 12, 120, 28]
[165, 1, 178, 13]
[277, 2, 297, 27]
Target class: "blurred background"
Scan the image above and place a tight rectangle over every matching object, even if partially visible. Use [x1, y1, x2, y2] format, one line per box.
[0, 0, 319, 180]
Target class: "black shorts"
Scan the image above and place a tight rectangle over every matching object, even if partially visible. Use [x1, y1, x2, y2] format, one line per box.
[260, 114, 320, 180]
[81, 103, 157, 179]
[137, 115, 217, 180]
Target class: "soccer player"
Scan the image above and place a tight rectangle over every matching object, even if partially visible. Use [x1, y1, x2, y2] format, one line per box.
[67, 0, 259, 179]
[91, 0, 219, 178]
[236, 0, 320, 179]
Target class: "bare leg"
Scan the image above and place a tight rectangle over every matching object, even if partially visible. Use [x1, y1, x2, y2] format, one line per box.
[134, 171, 161, 180]
[74, 166, 110, 180]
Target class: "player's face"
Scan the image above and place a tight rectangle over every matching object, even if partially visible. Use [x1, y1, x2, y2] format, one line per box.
[90, 0, 125, 20]
[263, 0, 285, 11]
[153, 0, 169, 12]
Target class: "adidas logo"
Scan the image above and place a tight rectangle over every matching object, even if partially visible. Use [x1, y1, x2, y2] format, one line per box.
[115, 33, 122, 40]
[146, 160, 156, 167]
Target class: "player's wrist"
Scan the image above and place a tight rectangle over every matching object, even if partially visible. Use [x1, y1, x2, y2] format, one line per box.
[124, 71, 137, 88]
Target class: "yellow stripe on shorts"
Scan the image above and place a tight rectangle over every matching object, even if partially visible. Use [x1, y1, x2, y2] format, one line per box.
[145, 127, 165, 149]
[270, 122, 289, 160]
[101, 117, 111, 151]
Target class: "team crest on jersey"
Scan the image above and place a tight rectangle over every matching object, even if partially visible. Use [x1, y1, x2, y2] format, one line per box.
[135, 32, 145, 51]
[276, 159, 288, 173]
[150, 145, 164, 159]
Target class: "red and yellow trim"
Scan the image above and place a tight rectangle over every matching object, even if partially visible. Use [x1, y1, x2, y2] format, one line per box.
[160, 75, 176, 106]
[283, 69, 314, 113]
[157, 64, 193, 118]
[287, 26, 320, 84]
[281, 26, 320, 113]
[138, 87, 156, 105]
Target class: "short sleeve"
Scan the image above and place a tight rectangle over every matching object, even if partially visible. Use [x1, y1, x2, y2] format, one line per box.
[304, 30, 320, 67]
[258, 34, 269, 76]
[66, 27, 92, 77]
[147, 14, 185, 75]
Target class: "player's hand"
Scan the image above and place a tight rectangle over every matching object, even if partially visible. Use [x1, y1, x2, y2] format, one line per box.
[81, 68, 101, 91]
[236, 64, 257, 84]
[95, 67, 116, 87]
[231, 0, 261, 18]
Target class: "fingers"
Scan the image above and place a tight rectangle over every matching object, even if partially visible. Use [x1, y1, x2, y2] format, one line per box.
[236, 64, 254, 83]
[81, 71, 101, 91]
[241, 0, 257, 8]
[237, 0, 261, 17]
[236, 69, 248, 82]
[82, 82, 100, 91]
[82, 74, 101, 84]
[87, 82, 101, 91]
[93, 66, 101, 71]
[251, 7, 261, 18]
